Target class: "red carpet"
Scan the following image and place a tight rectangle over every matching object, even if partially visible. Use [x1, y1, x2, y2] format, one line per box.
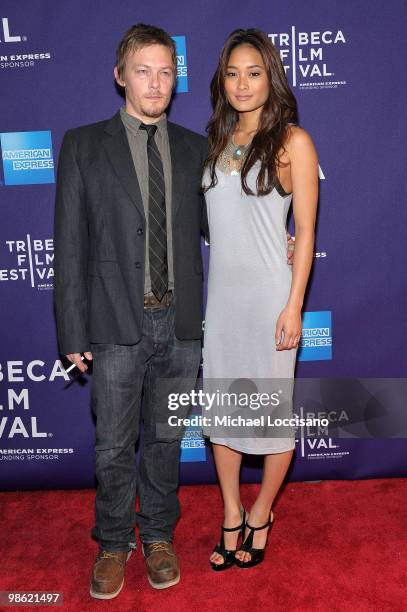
[1, 479, 406, 611]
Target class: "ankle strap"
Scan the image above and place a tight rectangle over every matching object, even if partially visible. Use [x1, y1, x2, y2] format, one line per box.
[221, 509, 246, 532]
[222, 517, 245, 532]
[246, 518, 272, 532]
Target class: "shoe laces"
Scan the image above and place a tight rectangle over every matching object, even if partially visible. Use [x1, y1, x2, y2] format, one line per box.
[100, 551, 123, 560]
[147, 541, 171, 553]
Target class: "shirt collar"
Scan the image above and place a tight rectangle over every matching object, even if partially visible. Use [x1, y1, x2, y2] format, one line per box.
[120, 106, 167, 135]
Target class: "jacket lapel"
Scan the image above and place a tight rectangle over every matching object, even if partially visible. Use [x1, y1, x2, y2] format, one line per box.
[102, 111, 145, 219]
[167, 122, 186, 217]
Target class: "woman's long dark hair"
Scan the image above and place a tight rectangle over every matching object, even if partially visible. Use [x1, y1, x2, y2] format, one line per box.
[203, 28, 298, 196]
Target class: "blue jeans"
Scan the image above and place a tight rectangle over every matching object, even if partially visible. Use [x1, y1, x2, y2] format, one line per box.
[90, 296, 201, 551]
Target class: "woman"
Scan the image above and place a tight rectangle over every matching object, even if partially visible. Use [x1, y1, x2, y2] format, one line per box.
[202, 28, 318, 570]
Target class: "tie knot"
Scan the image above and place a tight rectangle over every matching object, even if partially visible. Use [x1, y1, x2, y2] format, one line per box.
[139, 123, 157, 139]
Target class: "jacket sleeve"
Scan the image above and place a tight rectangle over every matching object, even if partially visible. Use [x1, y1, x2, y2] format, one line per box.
[53, 129, 90, 356]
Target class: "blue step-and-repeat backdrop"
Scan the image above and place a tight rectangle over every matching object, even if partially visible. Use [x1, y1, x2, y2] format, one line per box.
[1, 1, 406, 490]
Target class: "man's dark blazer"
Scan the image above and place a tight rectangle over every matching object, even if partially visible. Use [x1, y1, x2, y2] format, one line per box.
[54, 110, 208, 356]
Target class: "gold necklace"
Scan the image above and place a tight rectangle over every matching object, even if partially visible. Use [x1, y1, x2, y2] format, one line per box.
[217, 135, 253, 175]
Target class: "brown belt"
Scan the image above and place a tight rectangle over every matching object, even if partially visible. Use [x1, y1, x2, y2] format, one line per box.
[143, 290, 173, 308]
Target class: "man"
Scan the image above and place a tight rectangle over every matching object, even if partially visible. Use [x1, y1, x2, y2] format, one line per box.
[54, 23, 295, 599]
[54, 23, 207, 599]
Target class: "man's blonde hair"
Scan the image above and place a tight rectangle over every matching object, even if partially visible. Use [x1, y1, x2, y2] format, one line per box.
[116, 23, 177, 78]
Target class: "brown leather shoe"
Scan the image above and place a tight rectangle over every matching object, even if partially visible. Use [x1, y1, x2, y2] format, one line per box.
[90, 550, 132, 600]
[142, 541, 180, 589]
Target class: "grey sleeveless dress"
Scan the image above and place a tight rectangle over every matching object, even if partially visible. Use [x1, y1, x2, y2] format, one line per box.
[202, 161, 298, 454]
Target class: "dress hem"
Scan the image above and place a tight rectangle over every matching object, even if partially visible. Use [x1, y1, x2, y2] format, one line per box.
[208, 438, 295, 455]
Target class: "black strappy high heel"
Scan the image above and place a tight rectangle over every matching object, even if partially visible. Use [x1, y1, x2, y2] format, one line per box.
[210, 509, 246, 572]
[235, 514, 274, 568]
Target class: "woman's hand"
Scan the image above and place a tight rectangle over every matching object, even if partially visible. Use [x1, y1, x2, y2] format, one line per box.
[286, 231, 295, 265]
[275, 305, 302, 350]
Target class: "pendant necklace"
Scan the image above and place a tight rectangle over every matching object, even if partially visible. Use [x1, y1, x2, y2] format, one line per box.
[231, 134, 252, 160]
[217, 130, 254, 175]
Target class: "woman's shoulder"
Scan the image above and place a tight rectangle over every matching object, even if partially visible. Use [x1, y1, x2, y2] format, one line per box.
[285, 124, 314, 143]
[284, 124, 317, 158]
